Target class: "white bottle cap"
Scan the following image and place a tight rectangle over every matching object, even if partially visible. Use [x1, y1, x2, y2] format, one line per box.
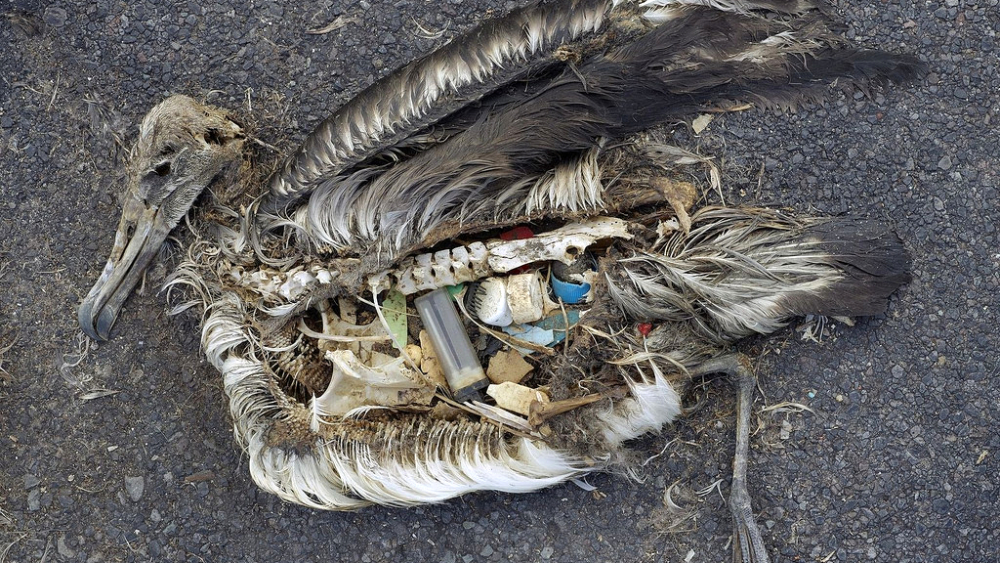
[469, 278, 514, 326]
[506, 272, 544, 325]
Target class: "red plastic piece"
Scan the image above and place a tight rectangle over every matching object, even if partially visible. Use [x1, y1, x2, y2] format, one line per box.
[500, 226, 534, 241]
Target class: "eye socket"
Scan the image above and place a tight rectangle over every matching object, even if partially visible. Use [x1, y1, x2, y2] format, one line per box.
[153, 162, 171, 176]
[205, 128, 227, 146]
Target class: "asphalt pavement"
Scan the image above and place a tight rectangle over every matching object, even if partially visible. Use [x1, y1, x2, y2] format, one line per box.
[0, 1, 997, 562]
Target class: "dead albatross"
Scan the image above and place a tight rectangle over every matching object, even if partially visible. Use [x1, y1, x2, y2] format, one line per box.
[79, 1, 920, 561]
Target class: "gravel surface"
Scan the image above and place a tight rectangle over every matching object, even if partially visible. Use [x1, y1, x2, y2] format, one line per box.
[1, 1, 997, 562]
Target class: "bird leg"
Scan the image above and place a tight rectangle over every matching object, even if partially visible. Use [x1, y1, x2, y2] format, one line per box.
[689, 353, 771, 563]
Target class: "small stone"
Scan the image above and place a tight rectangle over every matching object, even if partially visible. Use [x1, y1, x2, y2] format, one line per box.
[891, 364, 905, 378]
[479, 545, 494, 557]
[27, 488, 40, 511]
[937, 155, 953, 170]
[124, 476, 144, 502]
[57, 535, 76, 558]
[43, 7, 68, 27]
[23, 474, 40, 489]
[933, 197, 945, 211]
[150, 509, 162, 522]
[540, 546, 554, 559]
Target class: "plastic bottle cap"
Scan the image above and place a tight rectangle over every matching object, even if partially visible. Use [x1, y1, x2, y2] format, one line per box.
[469, 278, 513, 326]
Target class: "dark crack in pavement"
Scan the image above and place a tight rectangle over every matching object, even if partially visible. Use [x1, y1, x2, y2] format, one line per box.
[1, 1, 997, 562]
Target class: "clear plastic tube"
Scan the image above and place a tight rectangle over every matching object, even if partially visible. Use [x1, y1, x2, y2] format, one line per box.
[414, 288, 488, 401]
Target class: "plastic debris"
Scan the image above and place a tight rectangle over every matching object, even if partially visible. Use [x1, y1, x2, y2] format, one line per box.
[468, 278, 513, 326]
[502, 310, 580, 349]
[502, 324, 555, 350]
[532, 310, 580, 345]
[500, 226, 534, 241]
[418, 330, 448, 389]
[550, 254, 596, 304]
[550, 274, 591, 304]
[415, 288, 489, 400]
[505, 272, 544, 324]
[486, 349, 534, 384]
[487, 381, 549, 416]
[381, 289, 408, 350]
[404, 344, 422, 368]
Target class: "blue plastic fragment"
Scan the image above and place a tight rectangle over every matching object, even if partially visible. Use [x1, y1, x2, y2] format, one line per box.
[502, 310, 581, 351]
[550, 275, 591, 304]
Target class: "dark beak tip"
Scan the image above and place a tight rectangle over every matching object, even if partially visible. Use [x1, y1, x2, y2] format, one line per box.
[95, 308, 117, 341]
[78, 299, 112, 342]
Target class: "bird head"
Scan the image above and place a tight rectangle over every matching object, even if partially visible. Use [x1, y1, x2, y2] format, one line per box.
[79, 95, 245, 340]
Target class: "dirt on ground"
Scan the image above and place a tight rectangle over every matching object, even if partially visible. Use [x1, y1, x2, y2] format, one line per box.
[1, 1, 997, 562]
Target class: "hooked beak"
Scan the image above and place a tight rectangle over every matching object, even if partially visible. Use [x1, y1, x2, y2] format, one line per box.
[76, 95, 245, 340]
[78, 96, 246, 340]
[78, 197, 172, 340]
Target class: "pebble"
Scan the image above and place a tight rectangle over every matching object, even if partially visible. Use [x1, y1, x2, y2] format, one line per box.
[57, 535, 76, 558]
[124, 476, 145, 502]
[43, 7, 68, 27]
[937, 155, 953, 170]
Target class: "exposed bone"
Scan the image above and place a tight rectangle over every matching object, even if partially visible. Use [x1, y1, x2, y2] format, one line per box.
[310, 349, 434, 420]
[650, 177, 697, 234]
[386, 217, 632, 294]
[484, 217, 632, 273]
[231, 218, 632, 304]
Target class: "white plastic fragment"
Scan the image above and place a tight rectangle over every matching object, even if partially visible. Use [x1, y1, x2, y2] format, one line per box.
[469, 278, 514, 326]
[505, 272, 544, 325]
[486, 381, 549, 416]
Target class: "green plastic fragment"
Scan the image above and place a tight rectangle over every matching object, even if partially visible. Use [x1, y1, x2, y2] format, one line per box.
[445, 284, 465, 300]
[382, 289, 409, 350]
